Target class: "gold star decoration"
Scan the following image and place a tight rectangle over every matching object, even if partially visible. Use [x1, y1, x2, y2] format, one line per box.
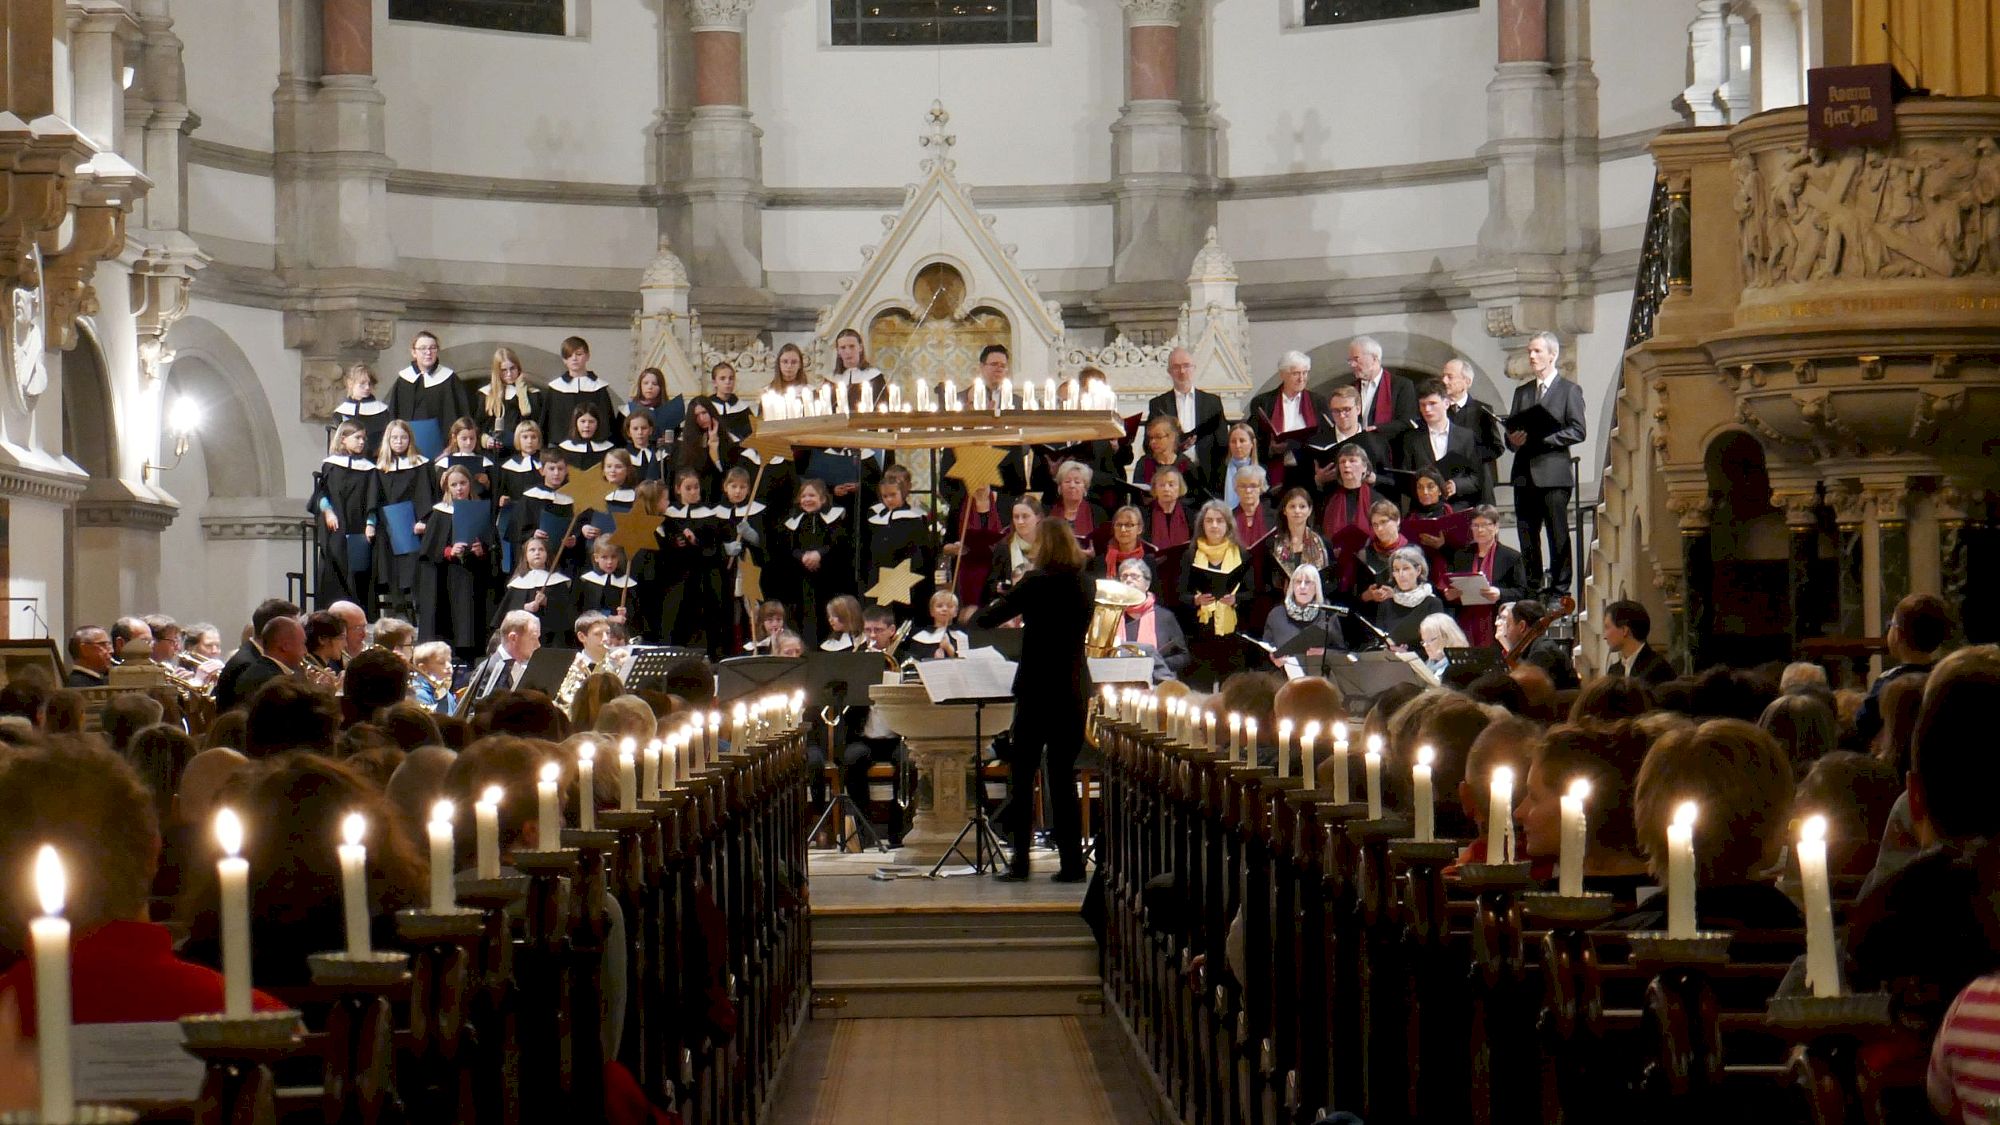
[864, 558, 923, 607]
[606, 511, 660, 559]
[945, 444, 1008, 495]
[564, 462, 616, 514]
[738, 553, 765, 605]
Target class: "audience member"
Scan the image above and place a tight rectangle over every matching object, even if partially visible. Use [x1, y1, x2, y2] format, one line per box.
[1856, 593, 1952, 746]
[243, 680, 341, 759]
[1757, 691, 1840, 775]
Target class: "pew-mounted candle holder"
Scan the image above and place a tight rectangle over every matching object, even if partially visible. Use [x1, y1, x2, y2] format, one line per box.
[456, 875, 531, 910]
[1624, 930, 1733, 968]
[1452, 861, 1535, 890]
[178, 1007, 304, 1060]
[1763, 990, 1894, 1032]
[393, 903, 483, 943]
[0, 1110, 138, 1124]
[1519, 891, 1618, 928]
[307, 949, 412, 989]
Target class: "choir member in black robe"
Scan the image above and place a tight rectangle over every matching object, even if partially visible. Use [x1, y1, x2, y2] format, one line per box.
[1047, 460, 1109, 564]
[826, 328, 886, 411]
[478, 346, 545, 458]
[372, 419, 436, 621]
[1144, 469, 1194, 552]
[1373, 545, 1445, 647]
[772, 479, 854, 648]
[493, 537, 575, 646]
[555, 403, 614, 472]
[716, 466, 770, 647]
[904, 590, 972, 661]
[674, 398, 742, 501]
[982, 496, 1040, 608]
[387, 330, 476, 425]
[331, 363, 391, 459]
[512, 452, 582, 573]
[696, 362, 757, 446]
[417, 465, 498, 659]
[573, 539, 638, 632]
[437, 419, 496, 500]
[655, 469, 729, 656]
[543, 336, 622, 440]
[309, 422, 378, 612]
[1443, 504, 1525, 648]
[1246, 352, 1322, 491]
[1184, 501, 1251, 640]
[626, 480, 668, 643]
[621, 411, 668, 485]
[626, 367, 679, 456]
[864, 466, 937, 623]
[1133, 415, 1198, 495]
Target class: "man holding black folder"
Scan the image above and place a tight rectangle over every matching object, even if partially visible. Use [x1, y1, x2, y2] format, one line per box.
[1393, 379, 1486, 506]
[1505, 331, 1587, 598]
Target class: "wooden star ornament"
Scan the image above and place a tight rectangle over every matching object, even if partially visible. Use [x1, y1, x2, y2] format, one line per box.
[945, 444, 1009, 495]
[865, 558, 924, 607]
[738, 553, 765, 605]
[564, 462, 617, 514]
[606, 511, 660, 558]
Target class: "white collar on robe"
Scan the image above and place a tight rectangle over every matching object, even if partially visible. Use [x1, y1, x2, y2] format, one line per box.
[549, 373, 610, 394]
[581, 572, 635, 588]
[819, 634, 855, 652]
[558, 439, 613, 453]
[322, 455, 375, 471]
[336, 398, 389, 417]
[507, 569, 570, 589]
[523, 486, 574, 504]
[384, 455, 429, 471]
[785, 507, 843, 531]
[500, 455, 539, 472]
[400, 364, 456, 388]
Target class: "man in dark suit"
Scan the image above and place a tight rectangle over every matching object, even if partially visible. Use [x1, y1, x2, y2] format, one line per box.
[1146, 346, 1227, 480]
[213, 598, 301, 711]
[1347, 335, 1420, 431]
[1442, 357, 1504, 499]
[1602, 600, 1674, 684]
[1246, 351, 1321, 492]
[467, 609, 542, 702]
[1392, 379, 1486, 506]
[1304, 383, 1395, 506]
[1505, 331, 1588, 597]
[64, 626, 113, 688]
[231, 615, 306, 709]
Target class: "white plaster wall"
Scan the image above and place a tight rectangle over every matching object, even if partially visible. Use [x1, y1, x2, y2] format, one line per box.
[388, 195, 657, 272]
[1211, 3, 1494, 177]
[762, 202, 1113, 278]
[1594, 0, 1704, 137]
[1218, 178, 1489, 264]
[1598, 153, 1661, 253]
[750, 0, 1124, 188]
[188, 165, 278, 266]
[172, 0, 279, 151]
[376, 8, 663, 183]
[8, 497, 67, 639]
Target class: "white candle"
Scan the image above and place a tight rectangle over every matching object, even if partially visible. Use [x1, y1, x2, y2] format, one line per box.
[428, 801, 456, 912]
[1488, 766, 1514, 864]
[887, 383, 903, 411]
[970, 377, 986, 411]
[537, 761, 561, 848]
[1364, 742, 1383, 820]
[1413, 747, 1436, 842]
[1203, 711, 1217, 752]
[859, 381, 874, 412]
[215, 809, 252, 1017]
[1227, 713, 1242, 762]
[577, 743, 596, 831]
[642, 739, 661, 797]
[1277, 718, 1294, 778]
[708, 711, 722, 761]
[475, 787, 502, 880]
[617, 743, 638, 811]
[999, 378, 1013, 410]
[1101, 685, 1117, 717]
[792, 689, 806, 727]
[1244, 719, 1258, 764]
[1559, 778, 1589, 897]
[339, 813, 372, 955]
[1798, 814, 1842, 997]
[1021, 382, 1039, 411]
[1044, 377, 1057, 408]
[1301, 722, 1320, 789]
[1666, 801, 1699, 938]
[731, 701, 747, 754]
[1331, 726, 1352, 804]
[665, 737, 680, 790]
[32, 846, 73, 1123]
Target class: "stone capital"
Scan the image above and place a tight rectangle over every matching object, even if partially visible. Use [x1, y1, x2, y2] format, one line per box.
[1770, 487, 1822, 529]
[687, 0, 752, 33]
[1120, 0, 1183, 28]
[1863, 480, 1912, 526]
[1665, 490, 1715, 532]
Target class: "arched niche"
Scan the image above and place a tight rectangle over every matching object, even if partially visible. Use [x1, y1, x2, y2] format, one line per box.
[865, 261, 1014, 389]
[1700, 428, 1792, 667]
[59, 326, 116, 480]
[163, 317, 288, 498]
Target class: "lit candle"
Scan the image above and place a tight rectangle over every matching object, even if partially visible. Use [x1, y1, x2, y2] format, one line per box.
[1331, 725, 1352, 804]
[617, 741, 637, 811]
[887, 383, 903, 411]
[1101, 685, 1117, 717]
[731, 701, 747, 754]
[1798, 814, 1841, 997]
[708, 710, 722, 762]
[1301, 721, 1320, 788]
[1021, 382, 1039, 410]
[1044, 377, 1058, 409]
[1227, 713, 1242, 763]
[1277, 718, 1294, 778]
[1364, 741, 1383, 820]
[1558, 778, 1589, 897]
[792, 689, 806, 726]
[1666, 801, 1698, 938]
[1244, 718, 1258, 764]
[31, 846, 72, 1124]
[215, 808, 252, 1017]
[1413, 747, 1436, 842]
[428, 801, 456, 912]
[1487, 766, 1514, 864]
[1203, 711, 1217, 752]
[859, 381, 874, 412]
[970, 377, 987, 411]
[577, 742, 596, 831]
[642, 739, 661, 796]
[537, 761, 561, 848]
[944, 377, 959, 411]
[999, 378, 1013, 410]
[475, 786, 502, 880]
[339, 813, 372, 955]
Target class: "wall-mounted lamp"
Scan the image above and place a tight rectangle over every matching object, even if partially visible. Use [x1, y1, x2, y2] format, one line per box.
[141, 395, 202, 483]
[121, 66, 136, 90]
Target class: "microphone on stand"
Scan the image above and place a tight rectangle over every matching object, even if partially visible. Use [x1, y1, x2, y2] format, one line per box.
[1311, 602, 1395, 650]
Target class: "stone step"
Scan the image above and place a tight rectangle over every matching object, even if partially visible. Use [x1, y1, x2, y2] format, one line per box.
[810, 976, 1106, 1020]
[812, 907, 1089, 942]
[814, 935, 1099, 983]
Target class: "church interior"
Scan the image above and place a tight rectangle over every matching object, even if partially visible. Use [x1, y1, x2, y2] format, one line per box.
[2, 0, 2000, 1121]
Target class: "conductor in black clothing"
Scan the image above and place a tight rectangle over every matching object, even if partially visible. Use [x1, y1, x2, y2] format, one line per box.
[1506, 331, 1587, 597]
[974, 517, 1095, 882]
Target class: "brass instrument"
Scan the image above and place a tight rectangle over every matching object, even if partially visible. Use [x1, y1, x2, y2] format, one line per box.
[1086, 578, 1150, 659]
[302, 660, 341, 692]
[554, 651, 592, 712]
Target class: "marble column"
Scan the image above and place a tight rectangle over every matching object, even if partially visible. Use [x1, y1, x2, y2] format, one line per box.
[321, 0, 371, 76]
[1668, 490, 1714, 673]
[667, 0, 771, 329]
[1100, 0, 1213, 332]
[1774, 487, 1822, 652]
[1497, 0, 1548, 63]
[1829, 483, 1867, 639]
[1864, 478, 1910, 617]
[1934, 483, 1994, 644]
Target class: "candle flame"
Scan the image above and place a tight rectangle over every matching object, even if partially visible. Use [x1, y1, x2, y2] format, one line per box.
[619, 736, 637, 758]
[215, 808, 243, 857]
[1491, 765, 1513, 791]
[1365, 732, 1384, 755]
[1416, 744, 1435, 768]
[733, 701, 747, 721]
[1334, 720, 1349, 744]
[708, 710, 721, 729]
[1244, 718, 1257, 739]
[342, 812, 366, 847]
[1302, 720, 1321, 741]
[431, 799, 455, 826]
[480, 785, 504, 807]
[578, 740, 596, 762]
[1567, 778, 1592, 802]
[1227, 712, 1241, 731]
[1800, 813, 1827, 844]
[1673, 801, 1699, 829]
[540, 761, 561, 784]
[35, 845, 64, 917]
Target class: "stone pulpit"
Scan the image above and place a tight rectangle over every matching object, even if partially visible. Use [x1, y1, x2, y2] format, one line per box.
[869, 682, 1014, 862]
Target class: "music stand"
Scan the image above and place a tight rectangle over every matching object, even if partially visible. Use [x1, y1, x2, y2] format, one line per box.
[803, 652, 902, 855]
[715, 655, 808, 706]
[1319, 650, 1438, 712]
[518, 647, 579, 696]
[1444, 646, 1505, 682]
[621, 646, 705, 693]
[964, 626, 1025, 660]
[913, 658, 1018, 878]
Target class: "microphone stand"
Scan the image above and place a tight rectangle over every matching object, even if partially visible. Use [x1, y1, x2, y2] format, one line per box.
[1311, 601, 1396, 652]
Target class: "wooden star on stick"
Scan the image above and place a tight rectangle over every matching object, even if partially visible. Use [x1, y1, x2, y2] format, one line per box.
[564, 462, 616, 514]
[606, 511, 660, 558]
[738, 553, 765, 605]
[945, 444, 1009, 495]
[865, 558, 924, 607]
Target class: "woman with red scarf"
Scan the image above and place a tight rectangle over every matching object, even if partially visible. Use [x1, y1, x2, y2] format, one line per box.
[1443, 504, 1525, 647]
[1114, 556, 1189, 679]
[946, 483, 1008, 618]
[1144, 466, 1193, 550]
[1134, 415, 1197, 492]
[1101, 505, 1152, 578]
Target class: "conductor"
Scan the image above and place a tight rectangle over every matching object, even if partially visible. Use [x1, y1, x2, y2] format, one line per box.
[974, 517, 1095, 882]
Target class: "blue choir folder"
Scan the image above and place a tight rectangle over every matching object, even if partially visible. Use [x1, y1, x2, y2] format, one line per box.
[344, 533, 373, 574]
[538, 509, 573, 542]
[453, 499, 494, 544]
[408, 418, 446, 460]
[381, 501, 421, 556]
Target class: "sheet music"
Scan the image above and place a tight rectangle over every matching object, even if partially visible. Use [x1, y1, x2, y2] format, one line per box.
[915, 657, 1017, 702]
[73, 1021, 206, 1102]
[1449, 574, 1497, 605]
[1087, 656, 1154, 685]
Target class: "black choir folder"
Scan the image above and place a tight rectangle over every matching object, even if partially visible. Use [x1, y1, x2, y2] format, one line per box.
[1501, 403, 1563, 444]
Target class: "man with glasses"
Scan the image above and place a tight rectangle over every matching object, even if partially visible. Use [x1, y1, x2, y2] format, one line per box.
[66, 626, 114, 687]
[1309, 384, 1392, 505]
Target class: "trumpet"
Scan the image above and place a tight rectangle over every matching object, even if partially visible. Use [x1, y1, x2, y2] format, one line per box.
[301, 658, 341, 692]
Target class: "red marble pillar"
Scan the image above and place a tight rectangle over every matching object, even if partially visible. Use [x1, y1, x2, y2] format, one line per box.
[694, 29, 744, 107]
[1497, 0, 1549, 63]
[322, 0, 373, 76]
[1129, 24, 1179, 101]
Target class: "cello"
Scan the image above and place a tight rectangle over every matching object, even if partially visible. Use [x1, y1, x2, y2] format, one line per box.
[1503, 595, 1576, 670]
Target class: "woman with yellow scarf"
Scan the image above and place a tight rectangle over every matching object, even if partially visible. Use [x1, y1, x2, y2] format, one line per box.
[1187, 500, 1250, 638]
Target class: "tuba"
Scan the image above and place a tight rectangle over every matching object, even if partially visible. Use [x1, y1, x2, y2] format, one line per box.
[1086, 578, 1150, 659]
